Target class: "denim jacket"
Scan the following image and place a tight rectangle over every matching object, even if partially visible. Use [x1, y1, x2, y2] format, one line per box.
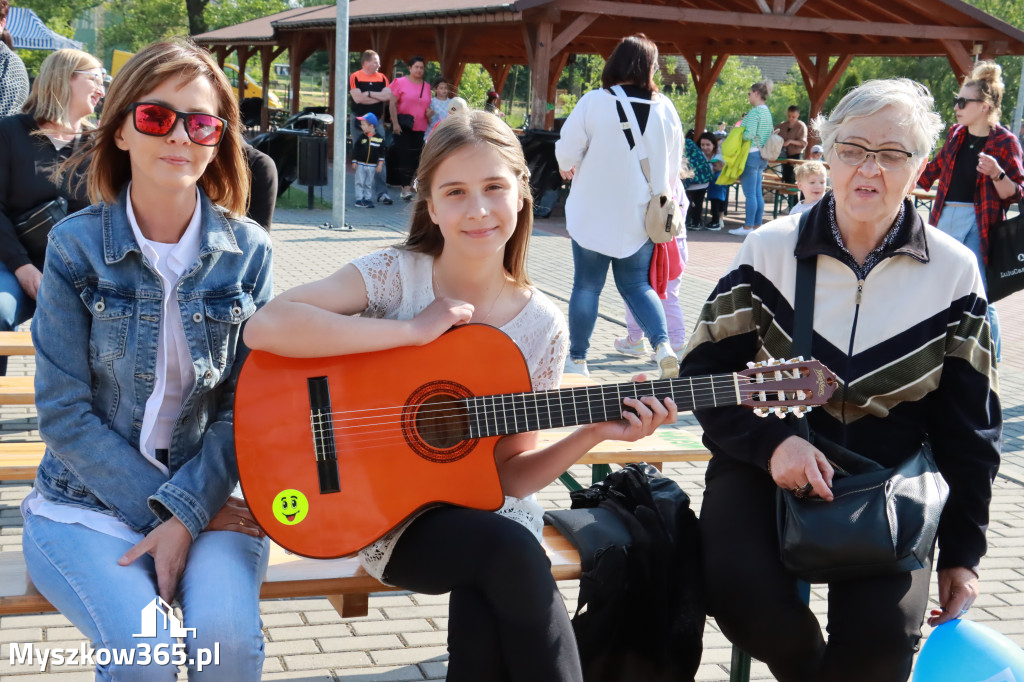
[31, 188, 273, 539]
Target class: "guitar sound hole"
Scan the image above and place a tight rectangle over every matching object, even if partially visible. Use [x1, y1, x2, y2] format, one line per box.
[416, 394, 470, 449]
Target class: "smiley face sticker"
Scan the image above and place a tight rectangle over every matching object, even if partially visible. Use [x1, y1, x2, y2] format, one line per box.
[272, 489, 309, 525]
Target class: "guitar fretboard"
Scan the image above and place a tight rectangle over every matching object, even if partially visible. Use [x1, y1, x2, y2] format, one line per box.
[465, 373, 740, 439]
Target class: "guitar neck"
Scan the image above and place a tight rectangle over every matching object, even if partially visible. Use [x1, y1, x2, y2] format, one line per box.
[465, 373, 741, 438]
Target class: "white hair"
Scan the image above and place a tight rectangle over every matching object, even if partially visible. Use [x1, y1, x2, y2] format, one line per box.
[811, 79, 944, 159]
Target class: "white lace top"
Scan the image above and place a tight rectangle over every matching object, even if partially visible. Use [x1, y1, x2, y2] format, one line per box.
[352, 247, 569, 582]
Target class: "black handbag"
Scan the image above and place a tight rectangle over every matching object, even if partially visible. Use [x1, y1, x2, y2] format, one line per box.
[984, 200, 1024, 303]
[13, 197, 68, 254]
[775, 213, 950, 583]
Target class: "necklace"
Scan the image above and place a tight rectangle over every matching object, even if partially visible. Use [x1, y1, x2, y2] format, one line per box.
[432, 263, 508, 325]
[966, 131, 988, 150]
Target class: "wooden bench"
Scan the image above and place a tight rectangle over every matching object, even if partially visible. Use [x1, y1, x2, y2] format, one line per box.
[0, 331, 34, 356]
[0, 375, 35, 405]
[0, 432, 709, 483]
[0, 440, 45, 480]
[0, 442, 757, 682]
[0, 524, 580, 618]
[761, 175, 800, 220]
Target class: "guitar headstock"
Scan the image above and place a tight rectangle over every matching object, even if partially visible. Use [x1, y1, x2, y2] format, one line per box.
[737, 357, 839, 419]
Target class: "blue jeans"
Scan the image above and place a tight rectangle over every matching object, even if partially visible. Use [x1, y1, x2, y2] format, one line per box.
[23, 513, 269, 681]
[568, 239, 669, 360]
[936, 202, 1001, 360]
[0, 259, 35, 376]
[739, 150, 768, 227]
[349, 115, 390, 198]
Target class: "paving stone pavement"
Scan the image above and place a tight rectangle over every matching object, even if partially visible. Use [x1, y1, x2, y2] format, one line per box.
[1, 176, 1023, 680]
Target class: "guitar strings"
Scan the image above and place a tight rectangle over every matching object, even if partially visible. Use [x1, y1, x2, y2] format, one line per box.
[300, 375, 810, 450]
[308, 373, 758, 427]
[307, 372, 794, 425]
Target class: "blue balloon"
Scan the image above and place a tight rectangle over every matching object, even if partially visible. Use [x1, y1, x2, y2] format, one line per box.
[913, 619, 1024, 682]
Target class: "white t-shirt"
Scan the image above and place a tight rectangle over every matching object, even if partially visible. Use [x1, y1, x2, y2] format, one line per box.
[351, 247, 568, 582]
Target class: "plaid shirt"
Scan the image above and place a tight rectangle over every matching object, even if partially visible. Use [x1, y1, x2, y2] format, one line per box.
[919, 123, 1024, 263]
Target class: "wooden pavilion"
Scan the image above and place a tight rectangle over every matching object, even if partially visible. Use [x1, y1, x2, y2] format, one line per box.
[194, 0, 1024, 133]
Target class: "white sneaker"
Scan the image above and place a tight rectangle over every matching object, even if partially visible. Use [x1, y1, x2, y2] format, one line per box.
[649, 342, 685, 362]
[613, 336, 650, 357]
[654, 343, 679, 379]
[728, 226, 754, 237]
[564, 356, 590, 378]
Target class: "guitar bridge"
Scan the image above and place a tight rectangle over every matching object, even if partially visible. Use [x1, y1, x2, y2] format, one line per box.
[308, 376, 341, 494]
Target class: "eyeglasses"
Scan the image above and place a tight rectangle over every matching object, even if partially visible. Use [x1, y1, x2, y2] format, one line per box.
[126, 102, 227, 147]
[832, 140, 915, 171]
[74, 70, 107, 88]
[953, 96, 984, 109]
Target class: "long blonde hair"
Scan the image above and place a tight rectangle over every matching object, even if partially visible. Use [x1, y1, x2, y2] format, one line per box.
[22, 49, 101, 129]
[400, 111, 534, 286]
[72, 39, 248, 216]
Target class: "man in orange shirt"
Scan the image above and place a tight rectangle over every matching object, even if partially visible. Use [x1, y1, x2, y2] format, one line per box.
[349, 50, 394, 204]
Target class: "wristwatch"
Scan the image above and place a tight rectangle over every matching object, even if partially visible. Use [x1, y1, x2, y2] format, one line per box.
[996, 170, 1006, 181]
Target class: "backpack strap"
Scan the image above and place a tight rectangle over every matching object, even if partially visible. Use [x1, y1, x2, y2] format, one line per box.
[611, 85, 655, 195]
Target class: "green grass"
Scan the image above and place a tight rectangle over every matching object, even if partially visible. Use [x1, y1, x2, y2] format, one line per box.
[277, 185, 332, 210]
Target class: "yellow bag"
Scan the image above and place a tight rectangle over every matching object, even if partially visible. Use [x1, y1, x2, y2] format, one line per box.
[717, 126, 751, 186]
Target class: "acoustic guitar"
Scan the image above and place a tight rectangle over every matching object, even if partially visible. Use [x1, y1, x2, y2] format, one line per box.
[235, 324, 838, 559]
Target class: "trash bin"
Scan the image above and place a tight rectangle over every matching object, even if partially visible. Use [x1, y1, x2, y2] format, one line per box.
[297, 134, 328, 187]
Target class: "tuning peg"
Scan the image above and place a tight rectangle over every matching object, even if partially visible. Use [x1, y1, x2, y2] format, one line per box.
[753, 407, 769, 418]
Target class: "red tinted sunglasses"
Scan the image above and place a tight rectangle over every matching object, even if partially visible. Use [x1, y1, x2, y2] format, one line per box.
[126, 102, 227, 147]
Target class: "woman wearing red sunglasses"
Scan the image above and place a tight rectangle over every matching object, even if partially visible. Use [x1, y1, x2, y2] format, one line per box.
[22, 40, 273, 681]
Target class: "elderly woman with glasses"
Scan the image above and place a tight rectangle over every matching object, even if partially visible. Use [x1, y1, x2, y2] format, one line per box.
[21, 40, 272, 681]
[918, 61, 1024, 361]
[680, 79, 1000, 682]
[0, 48, 103, 376]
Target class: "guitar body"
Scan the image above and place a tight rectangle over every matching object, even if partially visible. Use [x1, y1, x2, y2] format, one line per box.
[235, 325, 528, 559]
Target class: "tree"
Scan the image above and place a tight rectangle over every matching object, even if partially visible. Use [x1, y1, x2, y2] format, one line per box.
[100, 0, 187, 57]
[205, 0, 290, 32]
[665, 58, 765, 133]
[186, 0, 208, 36]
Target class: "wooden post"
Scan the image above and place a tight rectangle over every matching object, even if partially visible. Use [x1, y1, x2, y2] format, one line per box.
[546, 52, 569, 128]
[236, 46, 253, 104]
[940, 39, 973, 82]
[787, 47, 851, 140]
[526, 22, 553, 129]
[682, 52, 729, 135]
[483, 63, 512, 95]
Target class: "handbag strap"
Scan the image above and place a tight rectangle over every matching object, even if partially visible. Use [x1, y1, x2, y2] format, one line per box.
[791, 210, 816, 441]
[792, 210, 816, 359]
[611, 85, 655, 194]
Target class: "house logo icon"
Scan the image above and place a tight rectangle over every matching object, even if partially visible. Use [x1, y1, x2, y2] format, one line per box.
[133, 597, 196, 638]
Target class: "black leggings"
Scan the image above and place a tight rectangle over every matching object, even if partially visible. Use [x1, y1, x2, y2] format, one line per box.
[384, 507, 583, 682]
[392, 129, 425, 186]
[685, 187, 706, 226]
[699, 462, 931, 682]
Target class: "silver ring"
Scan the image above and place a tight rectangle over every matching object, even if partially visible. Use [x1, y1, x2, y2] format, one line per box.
[959, 607, 969, 616]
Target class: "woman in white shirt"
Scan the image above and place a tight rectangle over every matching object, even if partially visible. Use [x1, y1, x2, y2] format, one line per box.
[555, 34, 683, 380]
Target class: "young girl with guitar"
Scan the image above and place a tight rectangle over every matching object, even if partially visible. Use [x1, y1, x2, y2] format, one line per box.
[243, 110, 678, 681]
[22, 41, 273, 680]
